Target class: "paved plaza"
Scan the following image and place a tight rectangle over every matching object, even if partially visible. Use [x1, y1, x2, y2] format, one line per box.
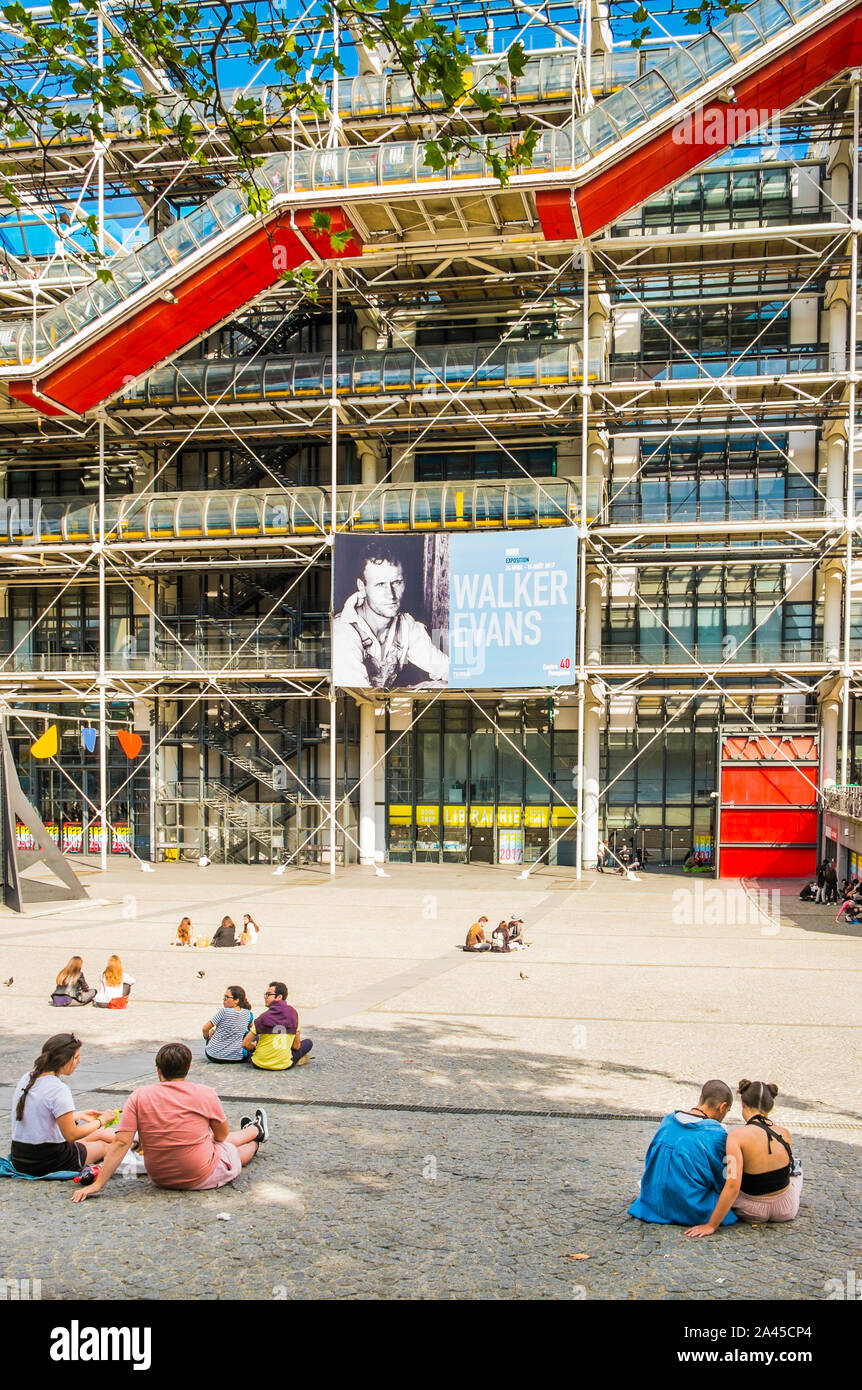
[0, 861, 859, 1300]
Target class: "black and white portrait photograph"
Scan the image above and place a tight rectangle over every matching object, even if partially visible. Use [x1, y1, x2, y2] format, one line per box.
[332, 533, 450, 689]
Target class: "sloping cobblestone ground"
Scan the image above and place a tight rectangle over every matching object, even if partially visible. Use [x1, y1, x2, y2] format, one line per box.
[0, 864, 858, 1300]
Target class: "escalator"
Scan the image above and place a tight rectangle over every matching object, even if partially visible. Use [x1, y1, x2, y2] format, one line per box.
[1, 0, 857, 418]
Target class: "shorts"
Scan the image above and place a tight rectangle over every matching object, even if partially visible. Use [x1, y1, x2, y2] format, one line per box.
[188, 1141, 242, 1191]
[733, 1173, 802, 1223]
[10, 1139, 87, 1176]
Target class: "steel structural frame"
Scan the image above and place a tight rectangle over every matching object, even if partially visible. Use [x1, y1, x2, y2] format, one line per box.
[0, 7, 860, 874]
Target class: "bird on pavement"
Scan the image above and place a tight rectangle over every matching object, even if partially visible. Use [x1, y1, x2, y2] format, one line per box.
[3, 977, 12, 987]
[519, 971, 528, 980]
[197, 970, 206, 978]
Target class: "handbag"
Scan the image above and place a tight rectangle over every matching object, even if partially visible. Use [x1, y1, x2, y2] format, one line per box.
[108, 995, 128, 1010]
[50, 991, 72, 1007]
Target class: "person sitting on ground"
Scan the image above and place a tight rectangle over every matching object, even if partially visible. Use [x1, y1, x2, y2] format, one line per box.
[628, 1079, 737, 1228]
[172, 917, 194, 947]
[491, 920, 511, 952]
[51, 956, 96, 1007]
[92, 954, 135, 1008]
[71, 1043, 268, 1201]
[240, 914, 260, 945]
[506, 916, 530, 950]
[799, 881, 816, 902]
[10, 1033, 116, 1177]
[686, 1079, 801, 1236]
[838, 894, 862, 925]
[203, 986, 254, 1063]
[465, 916, 491, 952]
[242, 982, 312, 1071]
[211, 915, 240, 948]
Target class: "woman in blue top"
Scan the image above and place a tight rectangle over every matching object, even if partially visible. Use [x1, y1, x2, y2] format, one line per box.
[202, 986, 254, 1062]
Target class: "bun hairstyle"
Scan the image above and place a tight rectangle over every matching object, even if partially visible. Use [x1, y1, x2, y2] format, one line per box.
[738, 1079, 779, 1113]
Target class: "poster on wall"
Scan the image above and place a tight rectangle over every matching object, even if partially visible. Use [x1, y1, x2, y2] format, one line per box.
[498, 828, 524, 864]
[15, 822, 35, 850]
[62, 822, 83, 853]
[112, 824, 132, 854]
[332, 531, 577, 690]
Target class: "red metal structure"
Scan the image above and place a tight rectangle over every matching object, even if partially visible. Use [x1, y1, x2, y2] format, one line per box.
[536, 1, 862, 241]
[717, 733, 820, 878]
[8, 0, 862, 419]
[9, 208, 359, 417]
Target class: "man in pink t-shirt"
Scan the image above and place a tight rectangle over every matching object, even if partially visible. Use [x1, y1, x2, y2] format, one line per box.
[70, 1043, 268, 1200]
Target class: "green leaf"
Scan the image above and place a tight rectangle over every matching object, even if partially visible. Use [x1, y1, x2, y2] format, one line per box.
[507, 41, 527, 78]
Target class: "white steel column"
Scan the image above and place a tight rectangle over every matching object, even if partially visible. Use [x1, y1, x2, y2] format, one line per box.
[576, 249, 590, 879]
[358, 701, 375, 864]
[360, 448, 377, 487]
[841, 75, 860, 784]
[824, 560, 844, 663]
[582, 561, 603, 867]
[358, 437, 377, 861]
[329, 263, 338, 875]
[822, 698, 840, 785]
[97, 417, 107, 872]
[582, 697, 601, 868]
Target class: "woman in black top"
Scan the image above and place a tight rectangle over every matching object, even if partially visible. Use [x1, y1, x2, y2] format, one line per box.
[51, 956, 96, 1006]
[686, 1079, 801, 1237]
[212, 916, 240, 948]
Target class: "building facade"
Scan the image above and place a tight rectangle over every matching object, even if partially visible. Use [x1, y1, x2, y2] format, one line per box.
[0, 0, 858, 875]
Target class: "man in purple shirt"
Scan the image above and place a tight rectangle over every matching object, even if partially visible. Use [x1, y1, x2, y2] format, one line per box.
[242, 982, 313, 1071]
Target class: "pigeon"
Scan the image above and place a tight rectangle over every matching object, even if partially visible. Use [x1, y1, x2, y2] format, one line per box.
[519, 971, 528, 980]
[197, 970, 206, 978]
[3, 977, 12, 987]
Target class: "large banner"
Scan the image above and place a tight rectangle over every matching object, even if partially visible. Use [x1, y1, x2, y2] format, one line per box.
[332, 531, 577, 690]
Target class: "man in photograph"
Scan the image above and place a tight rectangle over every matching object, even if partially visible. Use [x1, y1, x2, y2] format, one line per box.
[333, 538, 449, 689]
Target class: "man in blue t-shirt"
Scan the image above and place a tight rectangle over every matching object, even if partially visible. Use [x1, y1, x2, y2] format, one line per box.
[629, 1079, 737, 1228]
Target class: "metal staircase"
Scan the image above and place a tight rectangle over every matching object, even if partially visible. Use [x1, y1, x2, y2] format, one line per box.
[215, 570, 295, 621]
[204, 709, 323, 798]
[231, 438, 304, 492]
[157, 777, 295, 864]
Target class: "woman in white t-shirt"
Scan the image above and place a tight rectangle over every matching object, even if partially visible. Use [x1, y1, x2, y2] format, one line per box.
[11, 1033, 117, 1176]
[93, 954, 136, 1008]
[240, 914, 260, 945]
